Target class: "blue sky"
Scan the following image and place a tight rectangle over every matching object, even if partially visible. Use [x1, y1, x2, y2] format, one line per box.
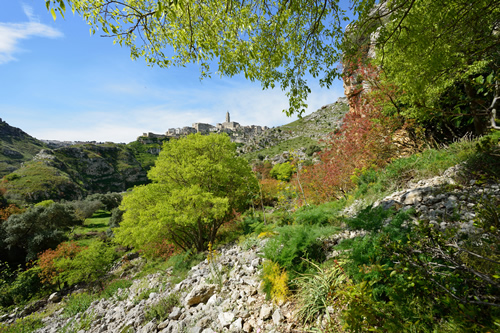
[0, 1, 346, 143]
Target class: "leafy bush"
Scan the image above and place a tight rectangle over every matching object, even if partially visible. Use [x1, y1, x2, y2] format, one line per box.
[263, 225, 335, 281]
[335, 200, 500, 332]
[67, 200, 103, 222]
[144, 293, 180, 322]
[2, 203, 80, 263]
[38, 242, 83, 288]
[108, 208, 124, 230]
[0, 263, 45, 308]
[63, 292, 94, 317]
[294, 204, 337, 226]
[261, 260, 288, 303]
[54, 241, 119, 288]
[85, 193, 122, 211]
[270, 162, 295, 182]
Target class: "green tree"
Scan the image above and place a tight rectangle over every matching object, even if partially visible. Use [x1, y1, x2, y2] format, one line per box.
[1, 203, 80, 264]
[46, 0, 350, 116]
[85, 192, 122, 211]
[114, 133, 258, 252]
[346, 0, 500, 134]
[47, 0, 499, 129]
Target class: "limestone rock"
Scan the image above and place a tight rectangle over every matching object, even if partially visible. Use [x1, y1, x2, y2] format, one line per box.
[184, 284, 217, 306]
[259, 304, 273, 321]
[218, 312, 235, 327]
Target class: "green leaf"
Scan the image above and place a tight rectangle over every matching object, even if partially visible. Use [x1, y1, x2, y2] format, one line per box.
[50, 8, 57, 20]
[486, 72, 494, 84]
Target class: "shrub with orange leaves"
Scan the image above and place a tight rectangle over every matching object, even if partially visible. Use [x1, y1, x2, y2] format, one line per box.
[37, 241, 82, 288]
[140, 240, 177, 260]
[0, 204, 23, 222]
[258, 179, 281, 207]
[300, 59, 402, 204]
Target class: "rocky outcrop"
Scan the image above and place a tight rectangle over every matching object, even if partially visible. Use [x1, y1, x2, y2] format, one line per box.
[54, 144, 148, 193]
[2, 143, 149, 203]
[342, 164, 499, 235]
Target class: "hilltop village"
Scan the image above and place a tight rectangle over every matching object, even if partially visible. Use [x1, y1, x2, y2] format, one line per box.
[140, 112, 269, 143]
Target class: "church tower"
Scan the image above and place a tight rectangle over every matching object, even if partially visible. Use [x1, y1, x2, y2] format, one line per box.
[226, 111, 230, 123]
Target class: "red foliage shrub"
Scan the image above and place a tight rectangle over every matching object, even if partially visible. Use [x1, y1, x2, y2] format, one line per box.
[140, 240, 177, 260]
[37, 241, 83, 286]
[0, 204, 23, 222]
[253, 161, 273, 180]
[300, 59, 402, 203]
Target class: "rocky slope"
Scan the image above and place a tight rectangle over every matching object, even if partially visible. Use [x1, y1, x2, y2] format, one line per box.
[0, 118, 46, 177]
[239, 98, 349, 157]
[3, 163, 497, 332]
[1, 144, 148, 203]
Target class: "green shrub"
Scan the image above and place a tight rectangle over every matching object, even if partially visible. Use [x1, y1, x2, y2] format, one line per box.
[144, 293, 180, 322]
[0, 314, 44, 333]
[296, 260, 348, 323]
[100, 279, 133, 300]
[294, 205, 336, 226]
[63, 292, 94, 317]
[54, 241, 118, 288]
[263, 225, 337, 281]
[336, 200, 500, 332]
[270, 162, 295, 182]
[344, 205, 393, 232]
[0, 264, 45, 308]
[3, 203, 81, 263]
[85, 193, 123, 211]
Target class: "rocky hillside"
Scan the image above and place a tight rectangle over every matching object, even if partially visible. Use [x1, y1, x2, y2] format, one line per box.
[0, 118, 46, 177]
[1, 143, 148, 204]
[3, 160, 497, 332]
[240, 98, 349, 160]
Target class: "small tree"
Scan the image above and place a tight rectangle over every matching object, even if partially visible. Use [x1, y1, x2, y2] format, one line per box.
[2, 203, 80, 263]
[115, 133, 258, 253]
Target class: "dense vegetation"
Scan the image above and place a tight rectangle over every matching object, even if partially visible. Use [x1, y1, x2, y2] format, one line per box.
[0, 0, 498, 331]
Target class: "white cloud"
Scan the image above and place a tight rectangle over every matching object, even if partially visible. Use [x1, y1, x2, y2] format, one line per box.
[0, 6, 63, 65]
[22, 4, 36, 22]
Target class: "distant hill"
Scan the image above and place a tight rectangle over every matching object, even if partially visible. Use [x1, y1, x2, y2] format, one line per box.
[241, 97, 349, 161]
[0, 118, 46, 177]
[1, 143, 149, 204]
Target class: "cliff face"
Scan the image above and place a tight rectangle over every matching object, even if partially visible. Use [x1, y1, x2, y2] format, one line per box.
[342, 4, 388, 113]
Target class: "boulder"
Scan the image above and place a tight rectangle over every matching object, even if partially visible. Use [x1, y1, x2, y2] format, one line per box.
[184, 284, 217, 306]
